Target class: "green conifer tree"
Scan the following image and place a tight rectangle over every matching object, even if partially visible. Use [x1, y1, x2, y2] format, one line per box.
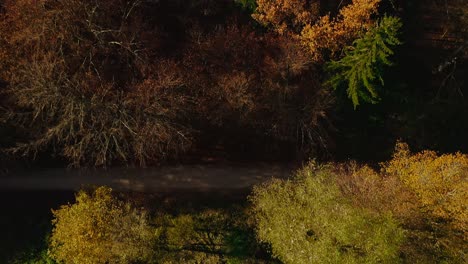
[326, 16, 402, 108]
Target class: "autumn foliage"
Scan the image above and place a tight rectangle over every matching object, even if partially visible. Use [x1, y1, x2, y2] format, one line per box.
[253, 0, 382, 62]
[45, 145, 467, 263]
[384, 143, 468, 239]
[250, 143, 467, 263]
[337, 143, 468, 262]
[49, 187, 155, 263]
[253, 0, 321, 34]
[0, 0, 343, 166]
[0, 0, 192, 166]
[183, 24, 333, 155]
[0, 1, 467, 263]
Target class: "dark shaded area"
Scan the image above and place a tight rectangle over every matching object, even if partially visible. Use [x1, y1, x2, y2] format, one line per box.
[0, 191, 74, 263]
[332, 0, 468, 162]
[128, 189, 252, 215]
[0, 188, 259, 263]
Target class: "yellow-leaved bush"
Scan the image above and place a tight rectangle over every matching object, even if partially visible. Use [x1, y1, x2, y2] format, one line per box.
[49, 186, 157, 264]
[384, 142, 468, 234]
[340, 143, 467, 262]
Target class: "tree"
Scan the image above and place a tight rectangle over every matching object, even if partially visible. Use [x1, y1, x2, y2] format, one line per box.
[300, 0, 381, 62]
[183, 24, 334, 158]
[253, 0, 383, 62]
[326, 16, 402, 108]
[337, 143, 468, 263]
[252, 0, 320, 34]
[49, 186, 156, 264]
[0, 0, 191, 166]
[249, 162, 404, 264]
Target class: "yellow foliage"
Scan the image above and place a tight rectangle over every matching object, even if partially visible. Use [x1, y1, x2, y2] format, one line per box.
[49, 187, 156, 264]
[253, 0, 320, 34]
[335, 152, 467, 262]
[384, 142, 468, 234]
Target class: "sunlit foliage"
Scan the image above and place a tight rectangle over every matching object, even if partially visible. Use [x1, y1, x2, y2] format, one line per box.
[253, 0, 320, 34]
[335, 163, 421, 224]
[253, 0, 382, 62]
[0, 0, 338, 165]
[338, 143, 468, 262]
[49, 187, 156, 264]
[252, 0, 401, 108]
[384, 142, 468, 236]
[250, 162, 404, 264]
[301, 0, 381, 61]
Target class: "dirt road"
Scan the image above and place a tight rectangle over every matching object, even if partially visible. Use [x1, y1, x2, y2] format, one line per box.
[0, 164, 294, 192]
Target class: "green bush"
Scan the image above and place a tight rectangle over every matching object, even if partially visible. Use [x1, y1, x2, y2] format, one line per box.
[11, 248, 55, 264]
[250, 162, 405, 264]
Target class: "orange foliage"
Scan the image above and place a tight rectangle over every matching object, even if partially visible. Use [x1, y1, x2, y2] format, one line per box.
[300, 0, 381, 61]
[0, 0, 335, 164]
[0, 0, 145, 85]
[253, 0, 382, 62]
[184, 24, 332, 151]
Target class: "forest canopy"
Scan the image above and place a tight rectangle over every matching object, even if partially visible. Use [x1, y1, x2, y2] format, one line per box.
[0, 0, 467, 166]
